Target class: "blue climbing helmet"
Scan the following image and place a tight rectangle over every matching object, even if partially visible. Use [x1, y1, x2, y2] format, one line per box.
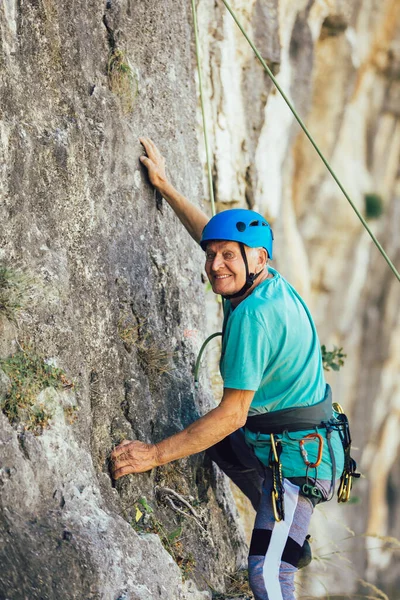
[200, 209, 274, 300]
[200, 209, 273, 258]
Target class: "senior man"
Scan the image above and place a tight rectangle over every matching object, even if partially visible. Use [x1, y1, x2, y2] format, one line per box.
[111, 138, 345, 600]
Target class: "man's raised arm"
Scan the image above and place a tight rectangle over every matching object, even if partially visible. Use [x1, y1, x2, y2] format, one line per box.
[139, 137, 209, 244]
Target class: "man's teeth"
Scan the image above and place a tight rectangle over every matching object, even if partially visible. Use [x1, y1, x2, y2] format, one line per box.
[215, 275, 231, 279]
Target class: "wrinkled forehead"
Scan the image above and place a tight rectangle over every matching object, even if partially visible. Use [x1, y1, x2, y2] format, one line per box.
[205, 240, 241, 253]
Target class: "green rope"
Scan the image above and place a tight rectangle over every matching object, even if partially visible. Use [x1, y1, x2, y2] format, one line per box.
[190, 0, 216, 217]
[220, 0, 400, 283]
[191, 2, 222, 390]
[194, 332, 222, 388]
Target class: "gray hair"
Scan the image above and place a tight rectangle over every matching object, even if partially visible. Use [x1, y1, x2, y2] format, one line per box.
[249, 247, 269, 269]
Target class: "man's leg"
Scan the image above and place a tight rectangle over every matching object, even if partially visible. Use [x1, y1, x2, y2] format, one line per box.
[206, 429, 265, 511]
[248, 472, 313, 600]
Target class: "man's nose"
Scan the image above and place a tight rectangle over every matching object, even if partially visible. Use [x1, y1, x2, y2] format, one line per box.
[211, 255, 225, 271]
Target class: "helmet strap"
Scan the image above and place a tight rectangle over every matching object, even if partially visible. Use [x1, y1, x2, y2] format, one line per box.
[222, 243, 263, 300]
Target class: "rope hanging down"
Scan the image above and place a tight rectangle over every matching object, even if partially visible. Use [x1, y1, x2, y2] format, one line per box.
[194, 332, 222, 387]
[190, 0, 216, 217]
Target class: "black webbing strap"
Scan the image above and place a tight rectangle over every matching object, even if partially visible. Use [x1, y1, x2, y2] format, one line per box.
[245, 385, 333, 434]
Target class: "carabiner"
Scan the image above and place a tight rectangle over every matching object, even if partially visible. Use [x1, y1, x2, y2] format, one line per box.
[271, 488, 283, 522]
[270, 433, 280, 462]
[299, 433, 324, 468]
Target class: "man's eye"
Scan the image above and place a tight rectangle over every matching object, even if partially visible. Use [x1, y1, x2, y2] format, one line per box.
[224, 253, 234, 259]
[206, 254, 214, 260]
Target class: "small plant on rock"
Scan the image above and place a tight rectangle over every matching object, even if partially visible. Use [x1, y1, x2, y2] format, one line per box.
[117, 313, 175, 380]
[137, 342, 175, 378]
[0, 265, 34, 322]
[210, 569, 252, 599]
[117, 315, 141, 348]
[132, 496, 195, 580]
[63, 404, 79, 425]
[107, 48, 138, 114]
[0, 346, 74, 434]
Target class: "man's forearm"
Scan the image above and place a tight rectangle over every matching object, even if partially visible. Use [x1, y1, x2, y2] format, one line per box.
[158, 181, 209, 244]
[111, 388, 254, 478]
[155, 402, 244, 466]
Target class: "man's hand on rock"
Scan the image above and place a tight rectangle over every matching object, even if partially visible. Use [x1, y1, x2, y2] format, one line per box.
[111, 439, 160, 479]
[139, 137, 168, 191]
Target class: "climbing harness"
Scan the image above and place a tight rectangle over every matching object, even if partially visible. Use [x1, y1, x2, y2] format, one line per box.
[191, 0, 400, 283]
[245, 384, 333, 434]
[245, 385, 360, 521]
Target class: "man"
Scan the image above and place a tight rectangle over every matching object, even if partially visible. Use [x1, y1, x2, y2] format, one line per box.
[111, 137, 345, 600]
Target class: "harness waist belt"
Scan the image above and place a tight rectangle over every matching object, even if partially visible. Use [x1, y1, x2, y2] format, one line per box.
[245, 385, 333, 434]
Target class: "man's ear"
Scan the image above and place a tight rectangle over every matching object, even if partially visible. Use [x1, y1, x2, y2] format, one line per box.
[258, 248, 268, 268]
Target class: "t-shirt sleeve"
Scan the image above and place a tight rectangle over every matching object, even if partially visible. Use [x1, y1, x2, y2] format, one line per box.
[220, 311, 271, 390]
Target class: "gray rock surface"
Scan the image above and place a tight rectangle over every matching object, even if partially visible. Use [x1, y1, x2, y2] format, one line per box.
[0, 370, 10, 402]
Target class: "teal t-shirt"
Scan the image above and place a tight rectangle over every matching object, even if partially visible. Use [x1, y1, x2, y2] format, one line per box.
[220, 267, 344, 480]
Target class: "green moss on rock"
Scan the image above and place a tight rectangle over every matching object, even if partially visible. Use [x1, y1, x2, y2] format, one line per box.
[0, 347, 73, 434]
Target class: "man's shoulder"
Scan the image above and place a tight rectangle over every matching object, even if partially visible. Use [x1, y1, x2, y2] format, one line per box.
[245, 272, 289, 311]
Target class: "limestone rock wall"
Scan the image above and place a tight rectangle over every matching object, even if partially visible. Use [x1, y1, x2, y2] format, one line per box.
[198, 0, 400, 597]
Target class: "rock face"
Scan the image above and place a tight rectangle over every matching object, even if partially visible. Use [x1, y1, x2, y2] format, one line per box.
[0, 1, 399, 599]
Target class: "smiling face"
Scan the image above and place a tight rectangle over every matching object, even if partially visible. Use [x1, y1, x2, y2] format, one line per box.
[204, 240, 267, 298]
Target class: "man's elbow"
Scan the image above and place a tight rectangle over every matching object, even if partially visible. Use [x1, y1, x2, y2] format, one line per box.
[231, 411, 247, 431]
[237, 414, 247, 429]
[216, 411, 246, 436]
[220, 388, 253, 432]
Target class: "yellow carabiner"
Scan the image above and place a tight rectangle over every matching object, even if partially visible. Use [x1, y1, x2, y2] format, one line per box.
[332, 402, 344, 414]
[338, 479, 345, 502]
[271, 489, 283, 522]
[338, 472, 352, 503]
[345, 476, 352, 502]
[270, 433, 279, 462]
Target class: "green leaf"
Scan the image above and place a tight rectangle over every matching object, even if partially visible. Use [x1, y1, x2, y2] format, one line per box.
[138, 496, 153, 513]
